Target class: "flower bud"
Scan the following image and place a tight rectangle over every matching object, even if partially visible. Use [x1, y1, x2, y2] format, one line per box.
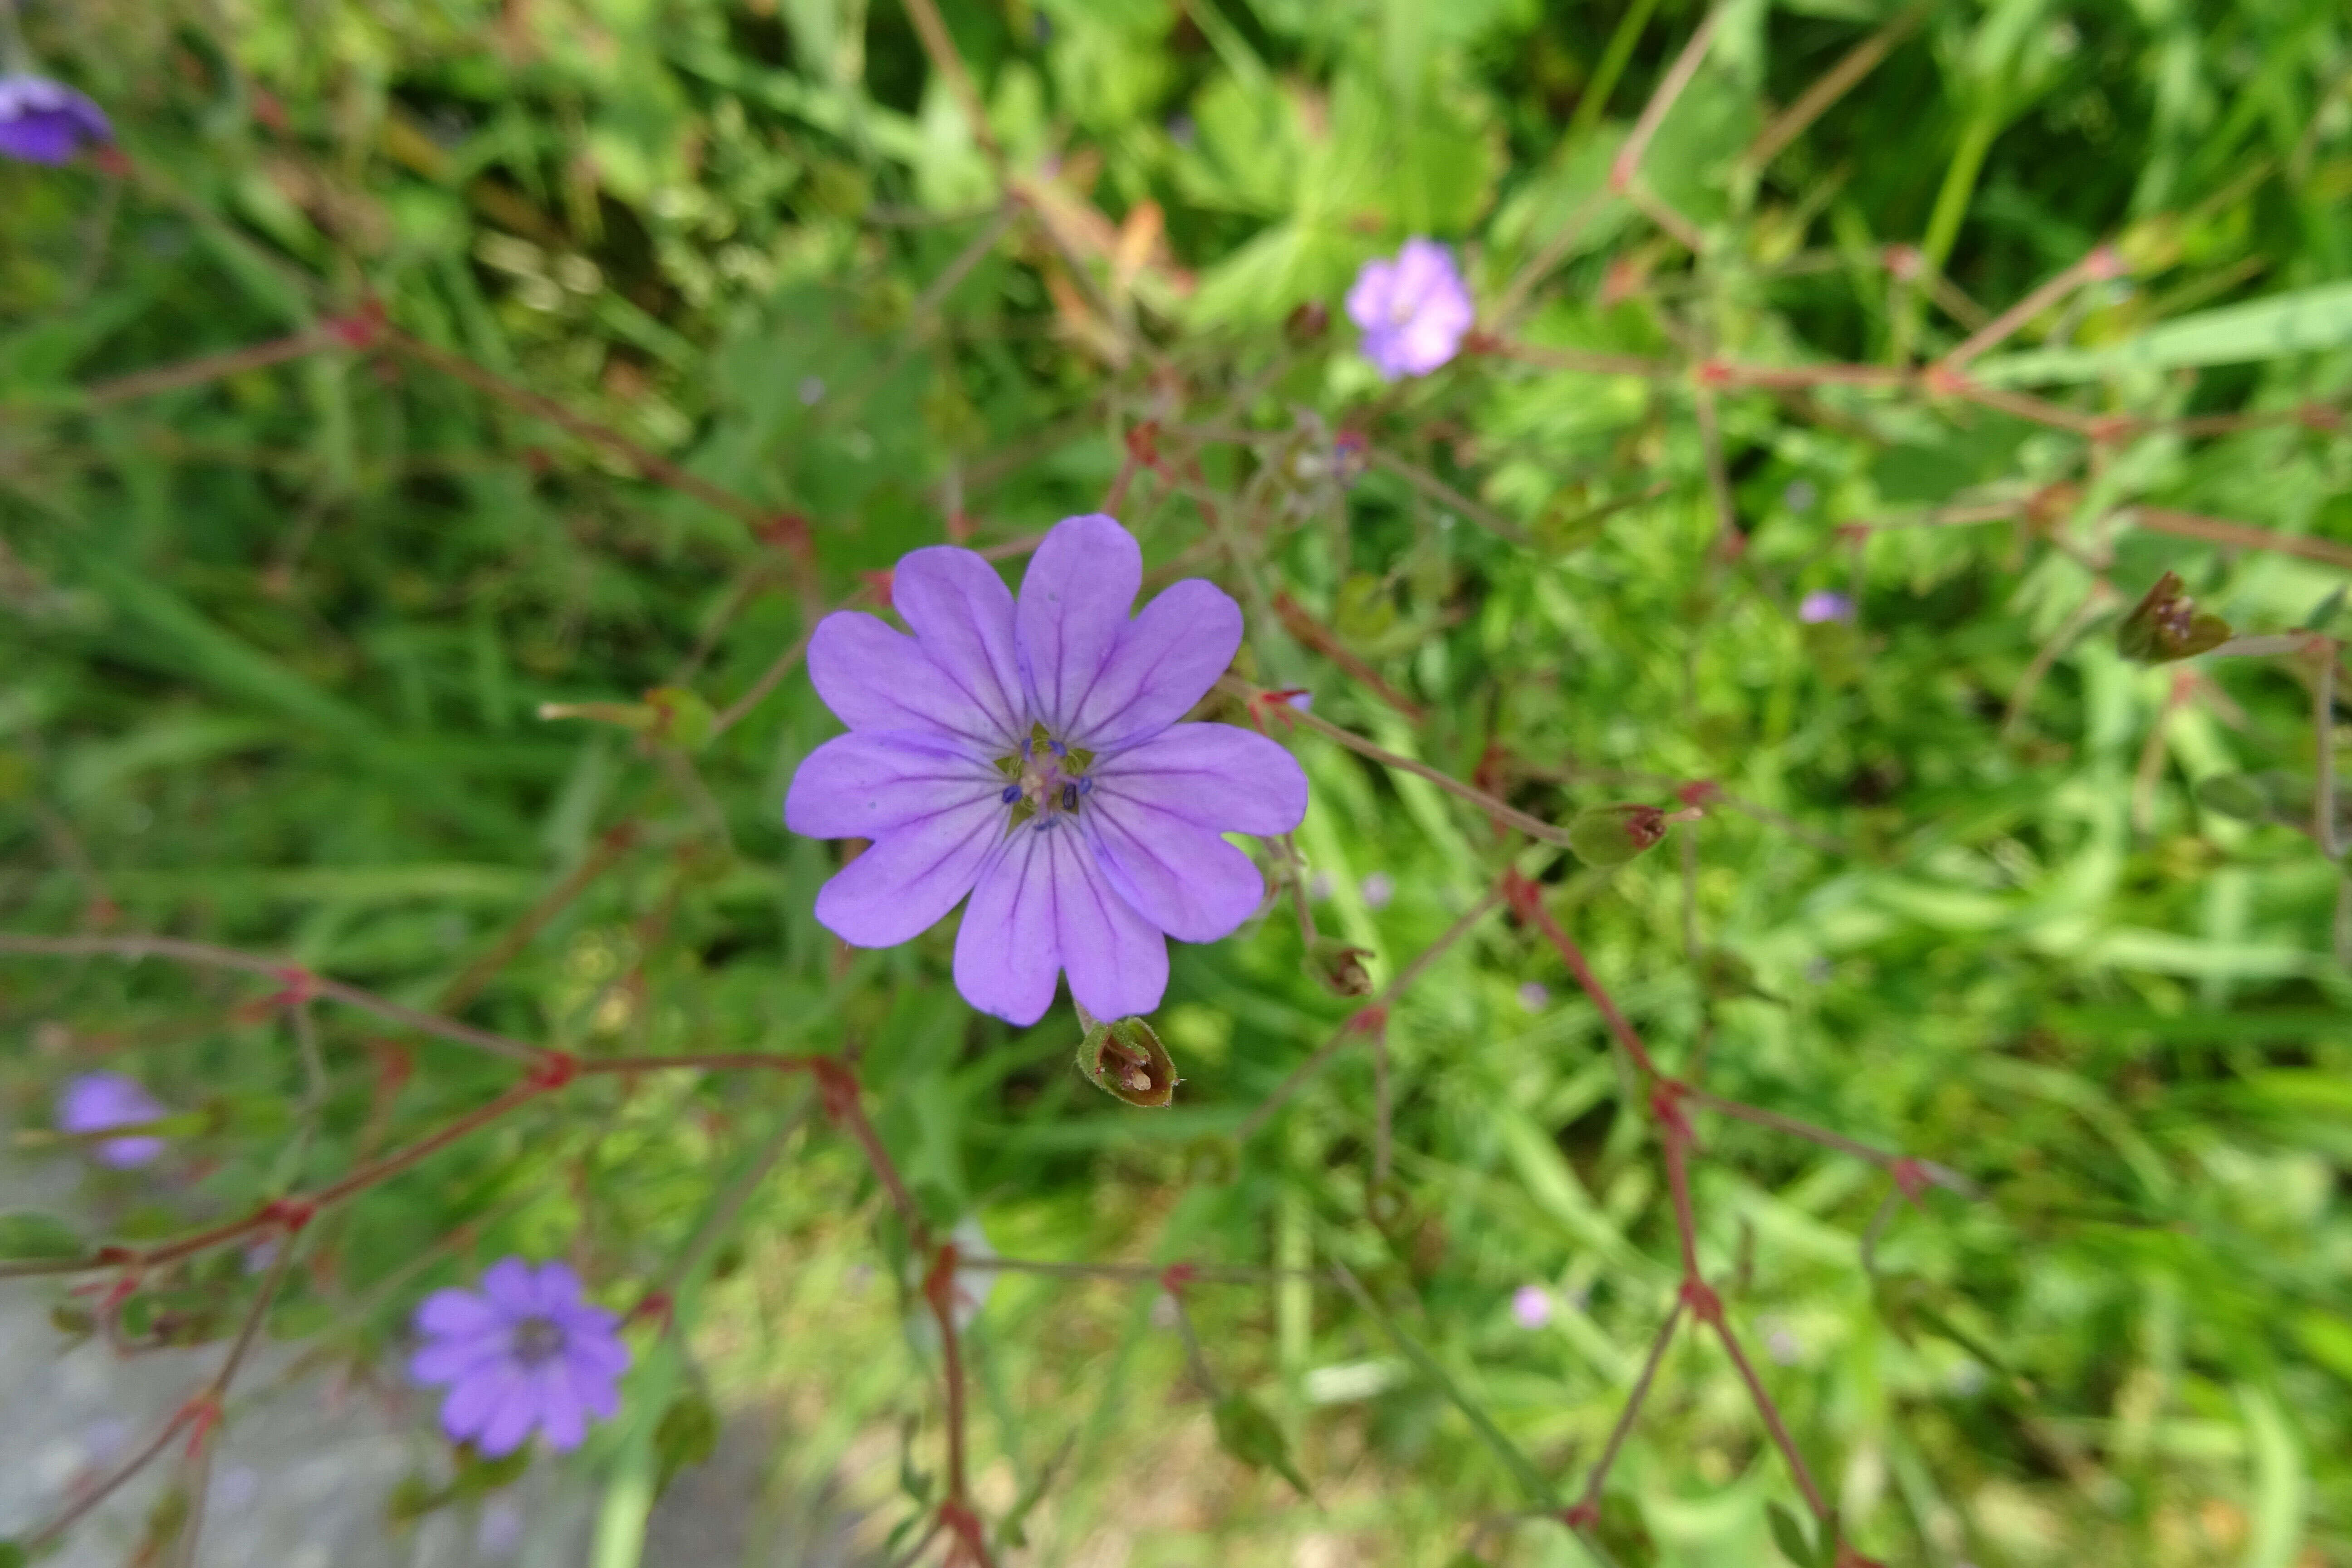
[1302, 936, 1375, 997]
[1566, 803, 1667, 867]
[1076, 1016, 1179, 1107]
[2117, 572, 2230, 663]
[643, 686, 716, 750]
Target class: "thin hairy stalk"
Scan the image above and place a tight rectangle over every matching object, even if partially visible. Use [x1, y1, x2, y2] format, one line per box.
[1612, 8, 1723, 193]
[2123, 507, 2352, 572]
[1271, 592, 1428, 722]
[2317, 637, 2341, 858]
[438, 823, 638, 1012]
[81, 328, 337, 406]
[2001, 584, 2115, 740]
[1709, 1313, 1831, 1520]
[1238, 886, 1505, 1140]
[0, 934, 541, 1062]
[382, 328, 779, 534]
[1567, 1299, 1686, 1520]
[1224, 679, 1575, 846]
[1939, 244, 2123, 372]
[1739, 5, 1924, 172]
[1685, 1089, 1977, 1195]
[1365, 446, 1536, 548]
[1505, 879, 1664, 1081]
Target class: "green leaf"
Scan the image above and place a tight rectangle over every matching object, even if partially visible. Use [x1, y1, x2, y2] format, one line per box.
[0, 1212, 85, 1261]
[1768, 1500, 1815, 1565]
[1974, 281, 2352, 385]
[653, 1392, 720, 1495]
[1210, 1394, 1313, 1497]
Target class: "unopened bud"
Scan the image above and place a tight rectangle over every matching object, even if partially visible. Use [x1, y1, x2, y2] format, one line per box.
[643, 686, 716, 750]
[1284, 299, 1329, 343]
[2117, 572, 2230, 664]
[1303, 936, 1375, 997]
[1076, 1016, 1179, 1107]
[1566, 803, 1667, 867]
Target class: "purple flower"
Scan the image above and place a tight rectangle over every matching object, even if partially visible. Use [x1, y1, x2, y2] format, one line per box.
[409, 1258, 630, 1457]
[1345, 238, 1474, 381]
[1516, 980, 1550, 1013]
[55, 1072, 168, 1168]
[1511, 1284, 1553, 1329]
[1798, 590, 1854, 624]
[784, 514, 1309, 1026]
[1360, 872, 1394, 911]
[0, 75, 113, 166]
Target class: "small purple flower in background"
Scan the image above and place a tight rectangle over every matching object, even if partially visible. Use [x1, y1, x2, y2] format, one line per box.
[0, 75, 112, 165]
[1759, 1315, 1803, 1366]
[1782, 479, 1818, 514]
[1360, 871, 1395, 911]
[797, 375, 825, 406]
[1517, 980, 1550, 1013]
[1346, 238, 1475, 381]
[56, 1072, 168, 1168]
[1798, 590, 1855, 624]
[785, 513, 1309, 1026]
[409, 1258, 630, 1457]
[1511, 1284, 1553, 1329]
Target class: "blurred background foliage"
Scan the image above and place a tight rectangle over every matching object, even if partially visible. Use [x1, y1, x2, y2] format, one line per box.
[4, 0, 2352, 1563]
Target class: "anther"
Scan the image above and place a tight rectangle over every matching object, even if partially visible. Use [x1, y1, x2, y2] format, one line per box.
[1060, 782, 1078, 810]
[1001, 784, 1021, 804]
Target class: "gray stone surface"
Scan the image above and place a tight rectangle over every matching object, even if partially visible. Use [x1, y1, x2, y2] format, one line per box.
[1, 1157, 863, 1567]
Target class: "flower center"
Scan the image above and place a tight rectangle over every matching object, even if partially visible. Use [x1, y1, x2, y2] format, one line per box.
[996, 722, 1094, 833]
[510, 1314, 567, 1367]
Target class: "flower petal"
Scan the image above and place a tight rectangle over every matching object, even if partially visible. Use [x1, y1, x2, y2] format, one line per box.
[440, 1362, 514, 1442]
[1090, 723, 1308, 836]
[1344, 258, 1394, 333]
[559, 1318, 632, 1381]
[479, 1258, 537, 1314]
[813, 792, 1004, 947]
[1067, 579, 1242, 751]
[1015, 514, 1140, 734]
[416, 1287, 499, 1339]
[475, 1378, 541, 1458]
[892, 547, 1025, 741]
[531, 1260, 583, 1312]
[807, 611, 1011, 750]
[410, 1330, 508, 1387]
[1082, 804, 1267, 943]
[952, 830, 1064, 1025]
[785, 731, 1001, 842]
[535, 1364, 588, 1451]
[1052, 830, 1170, 1019]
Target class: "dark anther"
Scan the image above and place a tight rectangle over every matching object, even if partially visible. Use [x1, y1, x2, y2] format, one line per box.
[1002, 784, 1021, 803]
[1060, 782, 1078, 810]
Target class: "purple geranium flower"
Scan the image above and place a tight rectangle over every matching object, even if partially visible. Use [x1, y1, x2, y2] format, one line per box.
[409, 1258, 630, 1457]
[1798, 590, 1855, 624]
[0, 75, 113, 165]
[56, 1072, 168, 1168]
[1346, 238, 1475, 381]
[784, 513, 1309, 1026]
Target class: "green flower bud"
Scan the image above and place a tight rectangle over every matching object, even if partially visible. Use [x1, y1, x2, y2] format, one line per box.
[1076, 1016, 1179, 1107]
[1566, 803, 1667, 867]
[643, 686, 716, 750]
[2117, 572, 2231, 663]
[1211, 1393, 1313, 1498]
[1302, 936, 1375, 997]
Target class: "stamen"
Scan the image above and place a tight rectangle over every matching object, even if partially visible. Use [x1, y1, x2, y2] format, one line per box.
[1001, 784, 1021, 803]
[1060, 782, 1078, 811]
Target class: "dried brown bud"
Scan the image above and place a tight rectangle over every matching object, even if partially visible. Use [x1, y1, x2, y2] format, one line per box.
[2117, 572, 2231, 664]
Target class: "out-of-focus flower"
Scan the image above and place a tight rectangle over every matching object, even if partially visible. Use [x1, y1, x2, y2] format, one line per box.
[784, 514, 1309, 1026]
[1516, 980, 1550, 1013]
[56, 1073, 168, 1168]
[1360, 871, 1395, 911]
[797, 375, 825, 406]
[1781, 479, 1818, 514]
[1511, 1284, 1553, 1329]
[1346, 238, 1474, 380]
[409, 1258, 630, 1456]
[0, 75, 112, 165]
[1798, 590, 1855, 624]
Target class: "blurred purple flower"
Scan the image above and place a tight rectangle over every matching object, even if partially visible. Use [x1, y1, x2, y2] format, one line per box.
[785, 513, 1309, 1026]
[1360, 871, 1394, 910]
[409, 1258, 629, 1457]
[0, 75, 112, 165]
[1798, 590, 1855, 624]
[1346, 238, 1474, 380]
[1511, 1284, 1553, 1329]
[56, 1072, 168, 1168]
[1516, 980, 1550, 1013]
